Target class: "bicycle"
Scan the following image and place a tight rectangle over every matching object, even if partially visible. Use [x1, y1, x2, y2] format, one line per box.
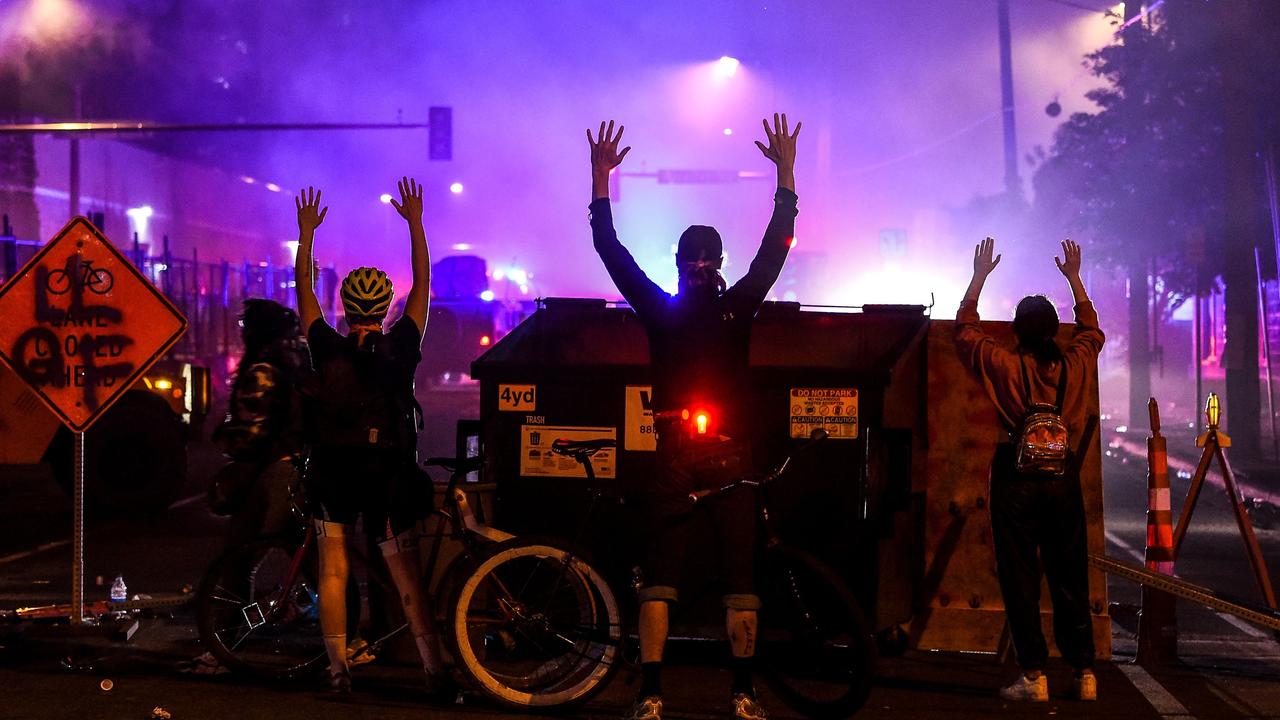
[447, 428, 877, 719]
[46, 258, 114, 295]
[194, 454, 515, 680]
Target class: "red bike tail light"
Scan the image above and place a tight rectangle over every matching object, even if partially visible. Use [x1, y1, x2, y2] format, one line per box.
[695, 412, 709, 435]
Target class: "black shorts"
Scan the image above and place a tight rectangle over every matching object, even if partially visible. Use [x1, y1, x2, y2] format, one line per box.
[637, 436, 759, 610]
[306, 447, 432, 539]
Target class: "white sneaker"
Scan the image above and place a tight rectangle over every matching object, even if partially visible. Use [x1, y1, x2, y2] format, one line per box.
[999, 672, 1048, 702]
[1072, 670, 1097, 701]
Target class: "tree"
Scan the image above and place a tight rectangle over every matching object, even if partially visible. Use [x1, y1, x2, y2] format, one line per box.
[1031, 0, 1280, 456]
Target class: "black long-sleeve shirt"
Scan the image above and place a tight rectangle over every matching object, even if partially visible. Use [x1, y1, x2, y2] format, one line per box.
[590, 188, 798, 439]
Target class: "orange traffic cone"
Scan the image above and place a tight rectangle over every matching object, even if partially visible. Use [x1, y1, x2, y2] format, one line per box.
[1136, 398, 1177, 664]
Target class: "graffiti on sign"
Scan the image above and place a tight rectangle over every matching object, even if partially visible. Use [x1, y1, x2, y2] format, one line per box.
[0, 218, 186, 431]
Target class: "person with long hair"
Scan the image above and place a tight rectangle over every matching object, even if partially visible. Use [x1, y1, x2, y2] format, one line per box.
[954, 238, 1105, 702]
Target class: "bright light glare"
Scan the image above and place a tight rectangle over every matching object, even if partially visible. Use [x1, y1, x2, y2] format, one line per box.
[695, 413, 709, 434]
[126, 206, 153, 220]
[450, 182, 464, 194]
[492, 268, 505, 281]
[479, 335, 491, 346]
[240, 176, 256, 185]
[714, 56, 740, 79]
[451, 243, 472, 251]
[283, 240, 299, 261]
[155, 378, 173, 391]
[379, 193, 393, 204]
[265, 182, 282, 193]
[480, 290, 495, 302]
[507, 268, 528, 286]
[789, 237, 798, 249]
[723, 128, 733, 136]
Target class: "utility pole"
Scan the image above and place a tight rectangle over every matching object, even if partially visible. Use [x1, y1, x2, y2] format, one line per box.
[996, 0, 1020, 199]
[1221, 0, 1262, 459]
[1122, 1, 1152, 431]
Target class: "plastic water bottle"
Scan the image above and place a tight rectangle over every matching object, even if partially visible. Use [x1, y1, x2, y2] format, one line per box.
[109, 575, 127, 603]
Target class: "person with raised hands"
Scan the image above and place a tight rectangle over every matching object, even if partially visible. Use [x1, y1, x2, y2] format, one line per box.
[588, 114, 801, 720]
[293, 179, 446, 696]
[954, 238, 1104, 703]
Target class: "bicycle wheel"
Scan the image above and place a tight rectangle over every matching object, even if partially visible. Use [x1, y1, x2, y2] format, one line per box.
[447, 537, 622, 710]
[196, 537, 329, 679]
[758, 545, 876, 719]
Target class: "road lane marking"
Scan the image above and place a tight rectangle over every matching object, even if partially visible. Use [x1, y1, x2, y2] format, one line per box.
[1106, 530, 1145, 562]
[0, 540, 70, 566]
[1119, 664, 1195, 719]
[1215, 611, 1270, 638]
[167, 492, 205, 510]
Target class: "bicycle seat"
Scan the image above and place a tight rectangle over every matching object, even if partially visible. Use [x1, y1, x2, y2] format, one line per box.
[424, 456, 483, 475]
[550, 438, 617, 459]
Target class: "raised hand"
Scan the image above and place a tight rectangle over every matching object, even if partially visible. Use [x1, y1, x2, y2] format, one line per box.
[1054, 239, 1082, 278]
[973, 237, 1002, 278]
[295, 187, 328, 233]
[588, 120, 631, 176]
[390, 176, 424, 223]
[755, 113, 801, 169]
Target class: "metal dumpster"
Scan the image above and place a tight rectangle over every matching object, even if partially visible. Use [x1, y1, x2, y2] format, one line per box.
[467, 298, 1108, 658]
[470, 297, 930, 633]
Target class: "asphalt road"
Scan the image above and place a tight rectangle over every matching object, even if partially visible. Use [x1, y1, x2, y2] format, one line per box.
[1, 394, 1277, 720]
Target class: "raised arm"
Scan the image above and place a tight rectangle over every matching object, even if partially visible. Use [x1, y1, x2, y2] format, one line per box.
[390, 176, 430, 338]
[731, 114, 801, 307]
[954, 237, 1003, 375]
[587, 120, 665, 316]
[294, 187, 328, 332]
[1055, 239, 1105, 358]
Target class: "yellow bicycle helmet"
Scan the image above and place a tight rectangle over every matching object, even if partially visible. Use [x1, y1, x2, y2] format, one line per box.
[340, 267, 394, 323]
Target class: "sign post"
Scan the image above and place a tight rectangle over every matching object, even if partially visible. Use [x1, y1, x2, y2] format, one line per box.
[0, 217, 186, 622]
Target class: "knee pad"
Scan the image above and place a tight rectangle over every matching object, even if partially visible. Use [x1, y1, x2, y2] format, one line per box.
[314, 518, 349, 539]
[723, 593, 761, 611]
[638, 585, 679, 605]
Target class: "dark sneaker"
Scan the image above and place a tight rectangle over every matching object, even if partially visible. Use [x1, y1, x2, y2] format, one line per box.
[732, 693, 768, 720]
[328, 668, 351, 694]
[625, 695, 662, 720]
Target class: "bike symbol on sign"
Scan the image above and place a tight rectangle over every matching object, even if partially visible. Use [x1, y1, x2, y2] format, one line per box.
[44, 258, 114, 296]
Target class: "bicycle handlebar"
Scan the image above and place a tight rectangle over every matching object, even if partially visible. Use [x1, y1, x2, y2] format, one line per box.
[687, 428, 828, 504]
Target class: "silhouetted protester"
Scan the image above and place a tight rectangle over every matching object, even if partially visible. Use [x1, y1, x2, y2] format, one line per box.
[589, 115, 800, 720]
[954, 238, 1104, 702]
[209, 299, 308, 545]
[293, 180, 447, 695]
[183, 299, 310, 675]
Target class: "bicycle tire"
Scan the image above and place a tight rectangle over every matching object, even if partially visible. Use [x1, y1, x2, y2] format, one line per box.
[759, 544, 876, 719]
[196, 537, 330, 679]
[446, 537, 623, 711]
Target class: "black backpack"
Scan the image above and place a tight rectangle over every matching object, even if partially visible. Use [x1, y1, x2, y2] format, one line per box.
[1014, 353, 1070, 476]
[306, 332, 418, 452]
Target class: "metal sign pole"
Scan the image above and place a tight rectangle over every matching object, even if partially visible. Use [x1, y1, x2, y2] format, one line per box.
[72, 431, 85, 623]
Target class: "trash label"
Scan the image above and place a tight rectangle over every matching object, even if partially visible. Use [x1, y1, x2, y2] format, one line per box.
[624, 385, 656, 451]
[789, 388, 858, 440]
[520, 425, 616, 478]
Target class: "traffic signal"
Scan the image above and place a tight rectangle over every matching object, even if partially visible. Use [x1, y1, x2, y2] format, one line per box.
[429, 106, 452, 161]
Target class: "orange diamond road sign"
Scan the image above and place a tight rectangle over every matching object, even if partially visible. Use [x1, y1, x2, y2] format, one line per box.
[0, 217, 186, 432]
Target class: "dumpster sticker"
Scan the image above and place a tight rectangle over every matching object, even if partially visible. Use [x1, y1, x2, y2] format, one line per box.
[624, 385, 657, 452]
[520, 425, 617, 479]
[789, 388, 858, 440]
[498, 384, 536, 412]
